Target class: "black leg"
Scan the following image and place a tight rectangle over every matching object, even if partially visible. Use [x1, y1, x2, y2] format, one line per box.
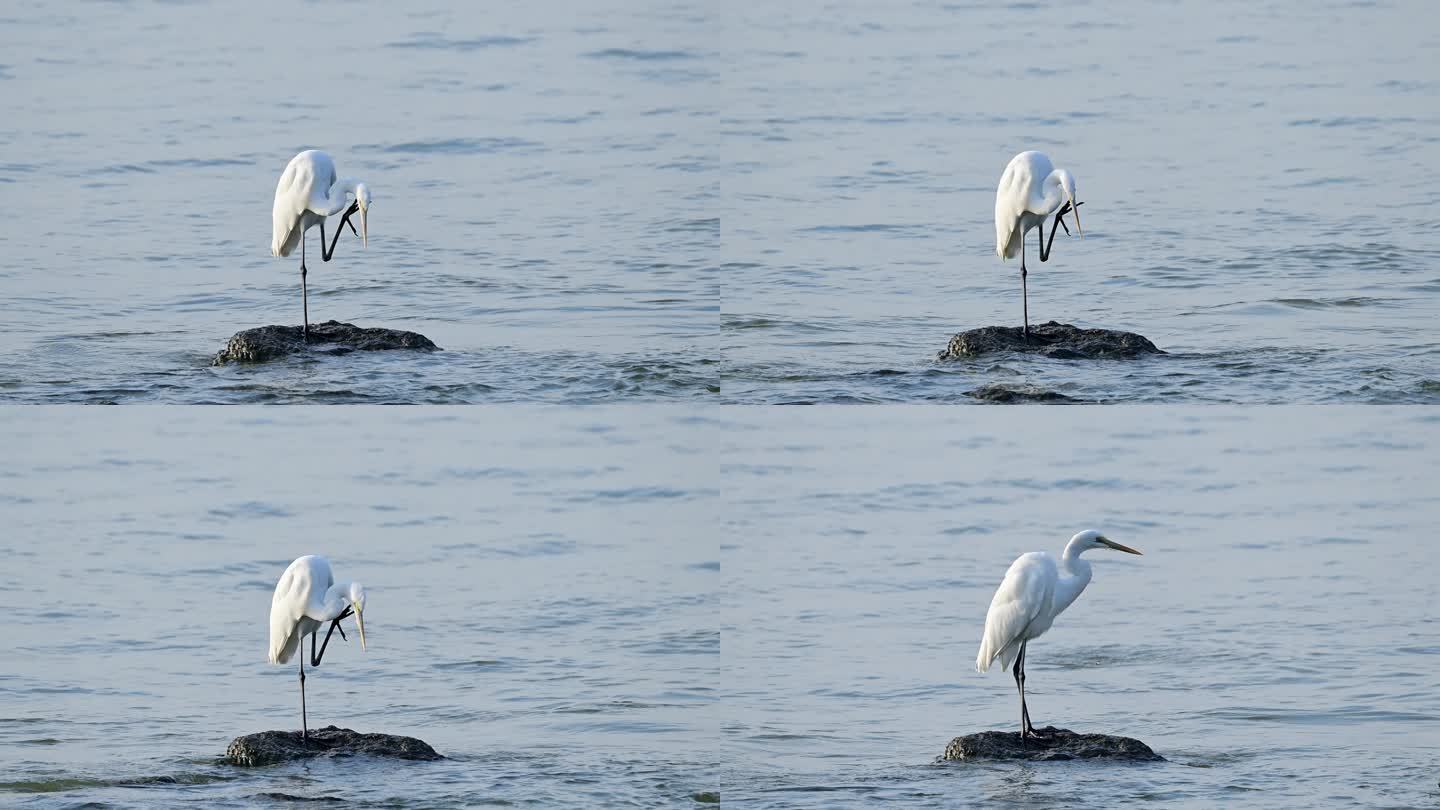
[1020, 237, 1030, 340]
[310, 606, 353, 668]
[1011, 641, 1025, 738]
[298, 652, 308, 741]
[1019, 641, 1033, 740]
[321, 202, 360, 263]
[300, 231, 309, 342]
[1018, 643, 1048, 741]
[1040, 201, 1083, 262]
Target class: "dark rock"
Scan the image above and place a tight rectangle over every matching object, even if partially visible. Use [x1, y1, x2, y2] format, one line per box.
[966, 383, 1079, 403]
[940, 726, 1164, 762]
[938, 321, 1164, 360]
[224, 726, 444, 767]
[212, 321, 439, 365]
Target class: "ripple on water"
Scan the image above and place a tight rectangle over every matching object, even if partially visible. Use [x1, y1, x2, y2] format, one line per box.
[585, 48, 699, 61]
[385, 34, 535, 51]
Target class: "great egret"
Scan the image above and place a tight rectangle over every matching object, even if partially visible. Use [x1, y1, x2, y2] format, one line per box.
[270, 150, 372, 340]
[268, 554, 368, 740]
[975, 530, 1140, 741]
[994, 150, 1085, 338]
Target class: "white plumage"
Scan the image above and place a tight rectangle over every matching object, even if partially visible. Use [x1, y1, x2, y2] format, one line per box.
[975, 551, 1058, 674]
[269, 554, 349, 664]
[993, 150, 1084, 338]
[268, 554, 367, 739]
[994, 150, 1080, 260]
[975, 530, 1141, 739]
[270, 150, 369, 258]
[269, 149, 372, 338]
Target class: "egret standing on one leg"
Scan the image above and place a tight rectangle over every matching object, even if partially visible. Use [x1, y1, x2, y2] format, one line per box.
[975, 530, 1141, 742]
[270, 150, 373, 340]
[994, 150, 1085, 339]
[268, 555, 368, 740]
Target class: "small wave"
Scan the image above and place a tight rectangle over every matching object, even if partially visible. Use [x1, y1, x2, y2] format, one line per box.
[586, 48, 697, 61]
[387, 34, 533, 51]
[361, 137, 541, 155]
[1271, 296, 1391, 310]
[627, 629, 719, 655]
[91, 163, 156, 175]
[0, 773, 233, 794]
[1288, 116, 1415, 128]
[966, 384, 1081, 403]
[205, 500, 292, 519]
[431, 659, 512, 671]
[1198, 705, 1439, 724]
[569, 486, 691, 502]
[799, 223, 913, 234]
[146, 157, 255, 169]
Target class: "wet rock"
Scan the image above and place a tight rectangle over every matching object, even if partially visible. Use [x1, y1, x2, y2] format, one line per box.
[941, 726, 1164, 762]
[224, 726, 443, 767]
[212, 321, 439, 365]
[938, 321, 1163, 361]
[966, 383, 1080, 403]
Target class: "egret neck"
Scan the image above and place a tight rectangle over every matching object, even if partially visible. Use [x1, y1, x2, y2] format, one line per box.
[1051, 538, 1096, 619]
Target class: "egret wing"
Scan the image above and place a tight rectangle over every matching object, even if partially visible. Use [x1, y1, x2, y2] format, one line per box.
[268, 561, 311, 664]
[975, 551, 1056, 673]
[271, 158, 310, 258]
[994, 159, 1030, 259]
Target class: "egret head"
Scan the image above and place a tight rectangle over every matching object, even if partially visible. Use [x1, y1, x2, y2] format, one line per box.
[1072, 529, 1141, 555]
[353, 183, 372, 248]
[347, 582, 368, 651]
[1054, 169, 1083, 239]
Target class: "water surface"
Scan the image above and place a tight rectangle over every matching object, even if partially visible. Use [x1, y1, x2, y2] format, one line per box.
[1, 408, 719, 806]
[719, 407, 1440, 807]
[720, 1, 1440, 402]
[0, 2, 718, 402]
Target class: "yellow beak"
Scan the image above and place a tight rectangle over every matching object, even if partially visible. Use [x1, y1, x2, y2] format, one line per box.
[359, 205, 369, 248]
[354, 607, 367, 651]
[1071, 198, 1084, 239]
[1098, 537, 1141, 555]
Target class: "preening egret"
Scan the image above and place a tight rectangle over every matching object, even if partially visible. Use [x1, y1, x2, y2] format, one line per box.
[994, 151, 1085, 338]
[268, 555, 367, 740]
[270, 150, 373, 340]
[975, 530, 1140, 741]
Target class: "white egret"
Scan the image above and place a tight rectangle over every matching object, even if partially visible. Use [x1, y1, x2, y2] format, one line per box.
[268, 554, 367, 740]
[994, 150, 1085, 338]
[975, 530, 1140, 741]
[270, 150, 373, 340]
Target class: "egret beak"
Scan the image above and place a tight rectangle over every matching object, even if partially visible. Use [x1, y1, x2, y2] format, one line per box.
[359, 203, 369, 248]
[1070, 197, 1084, 239]
[1098, 537, 1141, 555]
[354, 606, 367, 651]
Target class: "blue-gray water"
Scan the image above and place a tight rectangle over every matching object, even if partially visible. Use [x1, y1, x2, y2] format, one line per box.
[0, 2, 717, 403]
[719, 407, 1440, 807]
[1, 409, 719, 806]
[720, 0, 1440, 403]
